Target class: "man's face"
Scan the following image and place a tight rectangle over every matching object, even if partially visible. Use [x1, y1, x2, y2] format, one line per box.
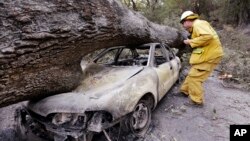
[182, 20, 192, 30]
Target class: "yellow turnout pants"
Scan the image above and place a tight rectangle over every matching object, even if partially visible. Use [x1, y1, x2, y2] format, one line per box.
[180, 57, 221, 104]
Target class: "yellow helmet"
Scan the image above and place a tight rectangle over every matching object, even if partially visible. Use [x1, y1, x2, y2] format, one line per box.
[180, 11, 199, 23]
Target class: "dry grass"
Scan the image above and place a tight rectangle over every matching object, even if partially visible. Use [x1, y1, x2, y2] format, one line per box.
[218, 26, 250, 90]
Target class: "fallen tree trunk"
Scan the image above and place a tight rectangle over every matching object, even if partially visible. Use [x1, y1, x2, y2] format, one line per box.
[0, 0, 185, 107]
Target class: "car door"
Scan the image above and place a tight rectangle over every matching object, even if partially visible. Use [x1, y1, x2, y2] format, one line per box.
[165, 45, 181, 84]
[153, 45, 173, 100]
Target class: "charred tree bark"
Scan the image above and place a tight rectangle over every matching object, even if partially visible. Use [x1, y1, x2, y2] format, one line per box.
[0, 0, 185, 107]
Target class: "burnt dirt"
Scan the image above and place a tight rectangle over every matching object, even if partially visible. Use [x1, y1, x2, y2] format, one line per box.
[0, 71, 250, 141]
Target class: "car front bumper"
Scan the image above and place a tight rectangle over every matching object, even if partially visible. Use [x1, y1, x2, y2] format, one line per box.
[15, 107, 88, 141]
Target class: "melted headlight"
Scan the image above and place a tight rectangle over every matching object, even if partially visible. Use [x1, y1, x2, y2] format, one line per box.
[51, 113, 88, 128]
[52, 113, 75, 125]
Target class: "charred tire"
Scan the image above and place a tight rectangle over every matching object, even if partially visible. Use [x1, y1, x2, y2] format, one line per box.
[121, 99, 152, 137]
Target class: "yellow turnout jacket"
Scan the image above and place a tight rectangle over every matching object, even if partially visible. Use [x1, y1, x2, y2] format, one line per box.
[189, 19, 223, 65]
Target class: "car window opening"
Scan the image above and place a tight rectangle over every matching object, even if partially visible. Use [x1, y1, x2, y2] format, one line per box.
[154, 45, 167, 65]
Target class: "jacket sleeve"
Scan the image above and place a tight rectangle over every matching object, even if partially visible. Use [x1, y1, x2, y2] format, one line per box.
[190, 34, 213, 48]
[189, 22, 213, 48]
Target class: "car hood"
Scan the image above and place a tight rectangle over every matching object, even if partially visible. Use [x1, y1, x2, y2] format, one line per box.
[27, 66, 144, 117]
[77, 65, 143, 92]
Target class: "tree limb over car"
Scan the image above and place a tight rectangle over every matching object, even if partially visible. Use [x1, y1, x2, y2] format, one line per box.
[0, 0, 185, 107]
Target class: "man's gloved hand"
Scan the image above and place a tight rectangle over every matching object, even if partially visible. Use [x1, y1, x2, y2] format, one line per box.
[184, 39, 191, 45]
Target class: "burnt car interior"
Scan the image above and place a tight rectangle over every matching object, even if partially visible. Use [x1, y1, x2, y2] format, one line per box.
[93, 44, 175, 67]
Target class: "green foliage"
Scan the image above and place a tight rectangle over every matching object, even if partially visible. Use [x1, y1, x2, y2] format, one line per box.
[219, 0, 250, 26]
[120, 0, 249, 27]
[120, 0, 183, 28]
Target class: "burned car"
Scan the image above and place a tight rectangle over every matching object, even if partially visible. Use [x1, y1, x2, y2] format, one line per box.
[16, 43, 181, 141]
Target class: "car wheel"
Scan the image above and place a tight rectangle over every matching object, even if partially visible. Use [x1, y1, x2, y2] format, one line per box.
[121, 99, 152, 137]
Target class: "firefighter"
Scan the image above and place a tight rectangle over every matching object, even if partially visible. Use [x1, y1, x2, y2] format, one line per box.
[179, 11, 224, 106]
